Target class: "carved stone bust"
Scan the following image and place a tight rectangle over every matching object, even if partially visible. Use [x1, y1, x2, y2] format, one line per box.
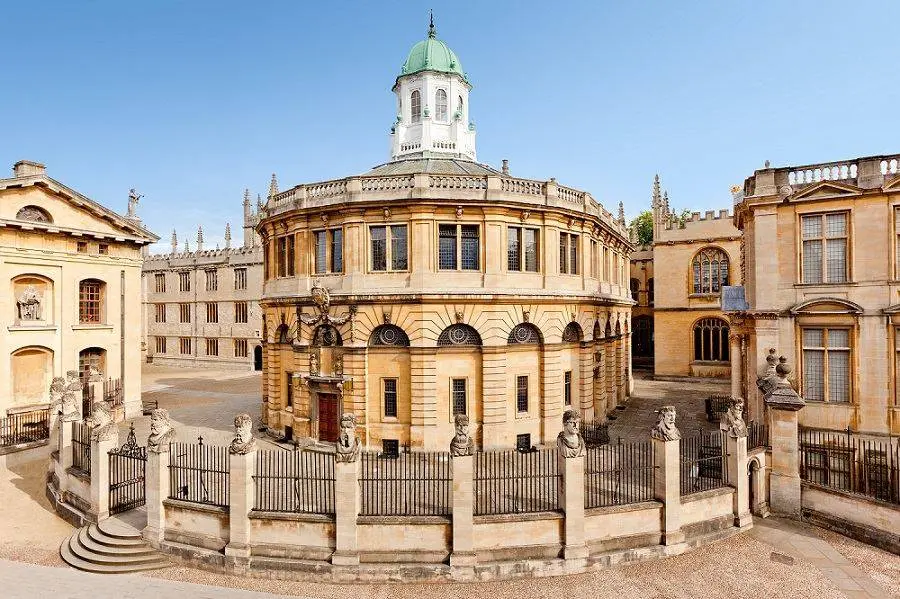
[721, 398, 748, 438]
[556, 409, 585, 458]
[147, 408, 176, 453]
[90, 402, 119, 443]
[335, 413, 360, 463]
[48, 376, 66, 414]
[60, 391, 80, 422]
[229, 413, 257, 454]
[449, 413, 475, 456]
[651, 406, 681, 441]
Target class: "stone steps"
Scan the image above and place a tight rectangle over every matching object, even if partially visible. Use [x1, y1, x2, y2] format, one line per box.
[60, 520, 169, 574]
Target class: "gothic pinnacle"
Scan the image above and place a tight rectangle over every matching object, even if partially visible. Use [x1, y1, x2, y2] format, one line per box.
[243, 188, 251, 206]
[268, 173, 279, 198]
[171, 229, 177, 253]
[224, 223, 232, 249]
[618, 201, 625, 224]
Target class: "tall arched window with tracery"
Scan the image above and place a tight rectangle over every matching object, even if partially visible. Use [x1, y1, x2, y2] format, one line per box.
[435, 89, 448, 122]
[411, 90, 421, 123]
[693, 318, 729, 362]
[692, 248, 729, 294]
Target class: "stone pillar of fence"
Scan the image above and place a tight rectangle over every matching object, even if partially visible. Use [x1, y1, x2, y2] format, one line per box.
[765, 358, 805, 516]
[557, 410, 588, 560]
[725, 428, 751, 528]
[332, 413, 361, 566]
[651, 407, 684, 546]
[88, 407, 119, 522]
[56, 417, 74, 497]
[144, 409, 174, 548]
[88, 367, 104, 406]
[450, 453, 475, 566]
[226, 414, 257, 571]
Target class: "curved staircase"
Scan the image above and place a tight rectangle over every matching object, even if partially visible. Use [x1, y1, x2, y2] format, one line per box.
[60, 518, 169, 573]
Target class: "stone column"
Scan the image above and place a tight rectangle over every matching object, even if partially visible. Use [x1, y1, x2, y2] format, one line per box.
[144, 448, 170, 548]
[578, 342, 594, 421]
[331, 456, 361, 565]
[726, 433, 751, 528]
[651, 407, 684, 546]
[449, 454, 475, 567]
[89, 431, 118, 522]
[558, 446, 588, 559]
[765, 359, 805, 516]
[225, 447, 256, 570]
[729, 334, 742, 400]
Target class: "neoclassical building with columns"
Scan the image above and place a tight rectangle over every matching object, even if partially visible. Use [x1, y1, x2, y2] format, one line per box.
[256, 22, 634, 451]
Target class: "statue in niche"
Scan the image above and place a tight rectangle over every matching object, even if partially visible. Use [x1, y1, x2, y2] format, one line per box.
[147, 408, 176, 453]
[332, 353, 344, 377]
[17, 285, 42, 321]
[556, 409, 585, 458]
[449, 413, 475, 456]
[334, 413, 360, 463]
[651, 405, 681, 441]
[309, 349, 320, 376]
[230, 413, 257, 455]
[721, 398, 748, 439]
[90, 402, 118, 443]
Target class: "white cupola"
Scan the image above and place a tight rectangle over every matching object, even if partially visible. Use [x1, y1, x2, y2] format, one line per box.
[389, 16, 476, 161]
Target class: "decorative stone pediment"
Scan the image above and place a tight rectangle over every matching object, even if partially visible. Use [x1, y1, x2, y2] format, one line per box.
[882, 174, 900, 192]
[789, 181, 861, 201]
[788, 297, 863, 315]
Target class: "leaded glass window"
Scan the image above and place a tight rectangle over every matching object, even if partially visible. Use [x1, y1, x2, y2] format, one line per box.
[331, 229, 343, 273]
[435, 89, 448, 122]
[439, 224, 457, 270]
[692, 248, 729, 294]
[692, 318, 729, 362]
[371, 226, 387, 271]
[801, 213, 848, 284]
[369, 324, 410, 347]
[452, 378, 466, 415]
[508, 323, 542, 344]
[461, 225, 479, 270]
[802, 327, 851, 402]
[383, 379, 398, 418]
[437, 324, 481, 346]
[411, 90, 421, 123]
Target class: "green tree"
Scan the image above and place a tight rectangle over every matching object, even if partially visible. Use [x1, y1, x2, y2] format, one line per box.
[630, 210, 653, 245]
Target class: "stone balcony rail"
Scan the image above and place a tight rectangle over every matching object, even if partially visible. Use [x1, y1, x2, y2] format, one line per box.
[742, 153, 900, 199]
[267, 173, 629, 237]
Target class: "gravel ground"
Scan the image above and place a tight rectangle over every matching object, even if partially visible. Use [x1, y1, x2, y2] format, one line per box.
[812, 526, 900, 598]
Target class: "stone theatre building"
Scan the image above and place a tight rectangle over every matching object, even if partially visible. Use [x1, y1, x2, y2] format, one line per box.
[257, 22, 634, 451]
[142, 191, 265, 370]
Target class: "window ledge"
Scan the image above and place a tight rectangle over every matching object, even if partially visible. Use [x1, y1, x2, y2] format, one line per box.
[690, 360, 730, 366]
[798, 399, 853, 406]
[794, 282, 856, 288]
[71, 324, 113, 331]
[688, 293, 721, 300]
[8, 324, 57, 332]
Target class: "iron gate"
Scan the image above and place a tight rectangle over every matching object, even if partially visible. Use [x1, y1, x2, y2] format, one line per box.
[108, 424, 147, 514]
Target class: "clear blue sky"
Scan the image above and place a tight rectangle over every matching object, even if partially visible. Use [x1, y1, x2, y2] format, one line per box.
[3, 1, 899, 251]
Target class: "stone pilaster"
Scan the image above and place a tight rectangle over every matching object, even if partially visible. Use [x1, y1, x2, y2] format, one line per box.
[90, 434, 118, 521]
[481, 347, 507, 450]
[605, 340, 616, 415]
[449, 454, 475, 566]
[726, 434, 751, 528]
[342, 349, 367, 446]
[409, 347, 437, 449]
[541, 346, 563, 444]
[615, 336, 625, 404]
[143, 449, 170, 548]
[558, 452, 588, 559]
[331, 457, 360, 565]
[578, 342, 594, 420]
[225, 447, 256, 570]
[594, 345, 607, 419]
[652, 437, 684, 545]
[729, 334, 743, 400]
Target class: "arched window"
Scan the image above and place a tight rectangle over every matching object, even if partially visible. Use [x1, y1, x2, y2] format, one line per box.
[313, 324, 342, 347]
[593, 320, 603, 340]
[647, 278, 654, 305]
[411, 90, 421, 123]
[437, 324, 481, 347]
[630, 278, 640, 302]
[275, 324, 291, 344]
[507, 323, 542, 344]
[457, 95, 464, 120]
[15, 205, 52, 223]
[562, 322, 583, 343]
[78, 279, 105, 324]
[78, 347, 106, 379]
[369, 324, 410, 347]
[693, 318, 729, 362]
[692, 248, 729, 294]
[435, 89, 448, 122]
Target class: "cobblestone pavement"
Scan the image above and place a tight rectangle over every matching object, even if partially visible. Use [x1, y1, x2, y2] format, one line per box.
[1, 367, 898, 598]
[607, 371, 729, 441]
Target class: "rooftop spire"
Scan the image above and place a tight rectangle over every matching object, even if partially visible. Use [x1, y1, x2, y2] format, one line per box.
[224, 223, 232, 249]
[428, 10, 436, 38]
[196, 225, 204, 252]
[268, 173, 278, 199]
[652, 174, 661, 206]
[171, 229, 177, 254]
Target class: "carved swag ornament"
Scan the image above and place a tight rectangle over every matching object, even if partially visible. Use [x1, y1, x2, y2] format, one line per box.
[299, 281, 357, 328]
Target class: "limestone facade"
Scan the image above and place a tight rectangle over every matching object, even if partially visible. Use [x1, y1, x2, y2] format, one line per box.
[629, 176, 740, 379]
[141, 191, 264, 370]
[0, 160, 157, 419]
[730, 154, 900, 434]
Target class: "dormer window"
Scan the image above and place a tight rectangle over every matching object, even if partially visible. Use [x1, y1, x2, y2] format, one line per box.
[436, 89, 448, 122]
[411, 90, 421, 123]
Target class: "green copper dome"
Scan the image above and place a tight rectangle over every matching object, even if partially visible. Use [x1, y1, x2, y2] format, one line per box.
[399, 18, 467, 82]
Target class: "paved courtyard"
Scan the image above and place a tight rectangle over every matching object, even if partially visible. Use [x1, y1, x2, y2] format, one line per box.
[0, 366, 897, 598]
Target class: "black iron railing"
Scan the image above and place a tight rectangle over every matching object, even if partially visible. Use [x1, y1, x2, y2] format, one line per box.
[359, 451, 452, 516]
[748, 421, 769, 450]
[169, 437, 229, 508]
[704, 395, 732, 423]
[0, 409, 50, 448]
[254, 449, 335, 514]
[799, 427, 899, 505]
[71, 420, 92, 475]
[582, 420, 610, 447]
[105, 378, 124, 408]
[680, 430, 726, 496]
[474, 448, 560, 515]
[585, 439, 655, 508]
